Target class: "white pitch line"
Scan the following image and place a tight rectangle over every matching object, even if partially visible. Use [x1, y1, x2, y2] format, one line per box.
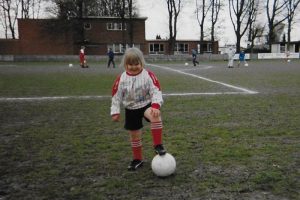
[149, 64, 258, 94]
[1, 91, 254, 102]
[0, 92, 252, 102]
[181, 65, 213, 71]
[164, 92, 250, 96]
[0, 64, 257, 102]
[0, 95, 110, 102]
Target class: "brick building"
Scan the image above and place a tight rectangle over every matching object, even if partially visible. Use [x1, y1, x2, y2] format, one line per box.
[0, 17, 219, 55]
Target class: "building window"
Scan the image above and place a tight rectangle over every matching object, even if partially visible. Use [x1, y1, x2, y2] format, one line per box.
[175, 43, 188, 53]
[84, 23, 91, 30]
[107, 22, 126, 31]
[280, 43, 285, 53]
[108, 44, 140, 54]
[107, 44, 124, 53]
[149, 43, 164, 54]
[125, 44, 140, 49]
[201, 43, 212, 53]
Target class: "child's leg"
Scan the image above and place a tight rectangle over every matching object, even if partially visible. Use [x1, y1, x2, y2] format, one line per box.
[80, 58, 84, 67]
[129, 130, 143, 160]
[144, 108, 163, 146]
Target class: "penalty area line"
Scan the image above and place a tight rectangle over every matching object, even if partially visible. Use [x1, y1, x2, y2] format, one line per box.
[0, 92, 255, 102]
[148, 64, 258, 94]
[164, 92, 254, 96]
[0, 95, 111, 102]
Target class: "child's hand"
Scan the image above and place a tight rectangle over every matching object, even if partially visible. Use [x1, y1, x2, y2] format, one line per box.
[112, 114, 120, 122]
[150, 108, 161, 118]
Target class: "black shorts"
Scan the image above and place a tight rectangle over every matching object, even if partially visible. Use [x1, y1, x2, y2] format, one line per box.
[124, 104, 151, 130]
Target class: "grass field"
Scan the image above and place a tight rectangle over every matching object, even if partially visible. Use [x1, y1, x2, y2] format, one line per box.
[0, 59, 299, 199]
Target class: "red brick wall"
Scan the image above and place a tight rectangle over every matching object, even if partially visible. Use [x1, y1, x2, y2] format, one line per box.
[82, 18, 147, 55]
[0, 18, 218, 56]
[0, 39, 20, 55]
[18, 19, 74, 55]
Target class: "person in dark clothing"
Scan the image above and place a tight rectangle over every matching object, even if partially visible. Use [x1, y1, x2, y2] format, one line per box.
[192, 49, 199, 66]
[107, 48, 115, 68]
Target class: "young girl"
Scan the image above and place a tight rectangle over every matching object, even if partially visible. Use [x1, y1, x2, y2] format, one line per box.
[110, 47, 166, 171]
[79, 46, 88, 68]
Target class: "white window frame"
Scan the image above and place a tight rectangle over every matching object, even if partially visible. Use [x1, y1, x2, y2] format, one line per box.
[108, 44, 140, 54]
[280, 44, 285, 53]
[200, 43, 212, 53]
[106, 22, 127, 31]
[84, 22, 92, 30]
[149, 43, 164, 54]
[175, 43, 189, 53]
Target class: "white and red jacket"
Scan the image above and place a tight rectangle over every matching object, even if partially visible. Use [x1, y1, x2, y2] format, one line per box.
[110, 68, 163, 116]
[79, 49, 85, 62]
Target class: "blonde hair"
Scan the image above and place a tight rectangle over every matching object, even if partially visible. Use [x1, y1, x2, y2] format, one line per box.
[120, 47, 146, 68]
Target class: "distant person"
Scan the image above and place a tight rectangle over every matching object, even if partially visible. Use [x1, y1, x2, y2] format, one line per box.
[238, 51, 248, 67]
[79, 46, 88, 68]
[107, 48, 116, 68]
[192, 49, 199, 66]
[285, 50, 291, 62]
[110, 47, 166, 171]
[227, 47, 235, 68]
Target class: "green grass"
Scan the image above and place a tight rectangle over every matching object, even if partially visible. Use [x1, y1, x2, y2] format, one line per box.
[0, 61, 299, 199]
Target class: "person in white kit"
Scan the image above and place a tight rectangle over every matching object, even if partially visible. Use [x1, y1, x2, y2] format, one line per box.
[110, 47, 166, 171]
[227, 47, 236, 68]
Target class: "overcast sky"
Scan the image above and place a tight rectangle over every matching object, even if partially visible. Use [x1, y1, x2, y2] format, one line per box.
[136, 0, 300, 47]
[1, 0, 299, 46]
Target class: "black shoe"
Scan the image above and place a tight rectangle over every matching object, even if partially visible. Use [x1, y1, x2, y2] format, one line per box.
[154, 144, 166, 155]
[127, 159, 143, 171]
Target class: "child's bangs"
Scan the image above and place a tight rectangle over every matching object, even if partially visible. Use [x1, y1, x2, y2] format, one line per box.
[125, 53, 140, 65]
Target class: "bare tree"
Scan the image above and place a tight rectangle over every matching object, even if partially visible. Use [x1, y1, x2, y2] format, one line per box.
[20, 0, 43, 18]
[166, 0, 182, 54]
[51, 0, 138, 18]
[0, 0, 20, 39]
[266, 0, 288, 49]
[229, 0, 255, 52]
[48, 0, 138, 46]
[248, 24, 265, 53]
[284, 0, 300, 50]
[0, 0, 44, 38]
[112, 0, 136, 49]
[195, 0, 211, 44]
[246, 0, 263, 53]
[126, 0, 135, 47]
[210, 0, 222, 42]
[0, 1, 9, 38]
[20, 0, 30, 18]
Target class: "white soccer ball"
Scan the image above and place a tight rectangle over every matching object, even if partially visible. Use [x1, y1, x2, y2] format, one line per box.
[151, 153, 176, 177]
[287, 59, 291, 62]
[185, 62, 189, 66]
[245, 63, 248, 66]
[69, 63, 73, 67]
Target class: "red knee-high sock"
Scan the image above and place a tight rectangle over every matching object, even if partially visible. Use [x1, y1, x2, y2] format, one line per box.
[131, 139, 142, 160]
[151, 121, 163, 146]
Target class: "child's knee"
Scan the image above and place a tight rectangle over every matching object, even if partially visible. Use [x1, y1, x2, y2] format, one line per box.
[149, 115, 161, 122]
[129, 130, 142, 139]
